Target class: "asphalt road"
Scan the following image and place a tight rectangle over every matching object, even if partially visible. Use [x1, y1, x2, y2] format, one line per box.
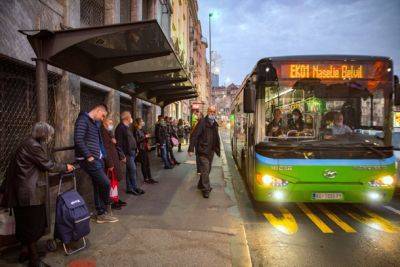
[221, 132, 400, 267]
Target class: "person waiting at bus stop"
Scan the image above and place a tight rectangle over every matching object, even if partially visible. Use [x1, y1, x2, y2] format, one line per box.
[100, 118, 127, 210]
[0, 122, 74, 267]
[74, 104, 119, 224]
[266, 108, 284, 136]
[188, 106, 221, 198]
[134, 117, 158, 184]
[115, 111, 145, 196]
[156, 116, 173, 169]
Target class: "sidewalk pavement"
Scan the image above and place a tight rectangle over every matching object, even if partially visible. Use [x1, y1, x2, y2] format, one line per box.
[0, 143, 251, 267]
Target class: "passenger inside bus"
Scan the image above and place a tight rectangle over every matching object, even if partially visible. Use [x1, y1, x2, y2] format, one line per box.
[266, 109, 284, 137]
[287, 108, 304, 132]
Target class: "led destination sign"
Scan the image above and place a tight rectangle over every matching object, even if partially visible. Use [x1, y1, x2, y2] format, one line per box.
[288, 64, 364, 79]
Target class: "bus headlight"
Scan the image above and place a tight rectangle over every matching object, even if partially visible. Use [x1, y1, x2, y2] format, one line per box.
[368, 175, 394, 187]
[257, 173, 289, 187]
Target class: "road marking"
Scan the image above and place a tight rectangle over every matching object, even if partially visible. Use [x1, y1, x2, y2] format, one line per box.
[297, 203, 333, 233]
[263, 207, 298, 235]
[317, 204, 356, 233]
[383, 205, 400, 216]
[344, 206, 400, 234]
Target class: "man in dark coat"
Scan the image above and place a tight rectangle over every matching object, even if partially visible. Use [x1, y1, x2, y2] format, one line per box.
[100, 118, 127, 209]
[115, 111, 145, 195]
[188, 106, 221, 198]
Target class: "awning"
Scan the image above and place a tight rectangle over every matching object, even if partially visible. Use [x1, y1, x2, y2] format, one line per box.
[20, 20, 197, 107]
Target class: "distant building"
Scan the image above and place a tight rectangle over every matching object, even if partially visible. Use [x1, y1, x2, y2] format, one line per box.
[212, 73, 219, 88]
[211, 83, 239, 124]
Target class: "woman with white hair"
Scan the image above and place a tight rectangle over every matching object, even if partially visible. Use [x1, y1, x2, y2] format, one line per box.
[1, 122, 74, 267]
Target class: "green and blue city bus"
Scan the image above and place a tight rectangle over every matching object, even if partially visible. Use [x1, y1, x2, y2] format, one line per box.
[230, 55, 400, 203]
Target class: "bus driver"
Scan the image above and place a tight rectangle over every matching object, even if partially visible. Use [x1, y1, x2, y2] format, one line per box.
[332, 112, 353, 135]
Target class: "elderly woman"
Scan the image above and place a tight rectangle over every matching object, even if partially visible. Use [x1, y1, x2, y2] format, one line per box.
[1, 122, 74, 267]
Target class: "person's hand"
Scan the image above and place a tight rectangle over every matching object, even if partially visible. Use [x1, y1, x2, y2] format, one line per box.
[87, 156, 95, 162]
[272, 126, 279, 132]
[66, 164, 75, 173]
[121, 157, 127, 163]
[145, 134, 151, 138]
[188, 152, 193, 157]
[108, 167, 114, 172]
[111, 138, 117, 144]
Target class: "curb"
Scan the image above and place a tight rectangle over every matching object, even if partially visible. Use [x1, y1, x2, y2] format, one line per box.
[219, 133, 252, 267]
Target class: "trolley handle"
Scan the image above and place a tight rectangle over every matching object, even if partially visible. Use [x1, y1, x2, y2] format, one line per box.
[58, 171, 77, 195]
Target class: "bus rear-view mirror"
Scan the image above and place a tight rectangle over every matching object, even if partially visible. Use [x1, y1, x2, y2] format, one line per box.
[244, 85, 255, 113]
[394, 75, 400, 106]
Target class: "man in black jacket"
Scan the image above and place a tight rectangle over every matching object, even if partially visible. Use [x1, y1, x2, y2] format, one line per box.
[188, 106, 221, 198]
[74, 103, 118, 224]
[115, 111, 145, 195]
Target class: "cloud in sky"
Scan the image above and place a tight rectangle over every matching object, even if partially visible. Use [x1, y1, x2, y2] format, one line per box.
[198, 0, 400, 85]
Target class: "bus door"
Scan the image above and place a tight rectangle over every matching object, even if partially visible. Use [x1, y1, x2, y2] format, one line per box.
[246, 113, 255, 190]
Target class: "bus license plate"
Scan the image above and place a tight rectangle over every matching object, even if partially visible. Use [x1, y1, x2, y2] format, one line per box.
[312, 193, 343, 200]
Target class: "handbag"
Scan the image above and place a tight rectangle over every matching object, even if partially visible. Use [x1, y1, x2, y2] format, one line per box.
[0, 208, 15, 235]
[107, 169, 119, 203]
[171, 137, 179, 147]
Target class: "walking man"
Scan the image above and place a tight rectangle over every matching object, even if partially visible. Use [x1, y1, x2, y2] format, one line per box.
[188, 106, 221, 198]
[74, 104, 118, 223]
[115, 111, 145, 195]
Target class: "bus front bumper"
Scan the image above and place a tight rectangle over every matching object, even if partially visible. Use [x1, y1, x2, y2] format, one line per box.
[253, 183, 395, 203]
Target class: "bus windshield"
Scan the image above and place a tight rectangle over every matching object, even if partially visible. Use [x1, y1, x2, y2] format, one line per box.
[264, 81, 387, 147]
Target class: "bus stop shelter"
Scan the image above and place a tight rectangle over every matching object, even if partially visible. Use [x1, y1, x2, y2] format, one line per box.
[20, 20, 197, 122]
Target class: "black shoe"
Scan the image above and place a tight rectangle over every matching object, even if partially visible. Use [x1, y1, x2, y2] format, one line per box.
[127, 190, 140, 196]
[145, 178, 158, 184]
[111, 203, 122, 210]
[175, 161, 181, 165]
[135, 188, 145, 195]
[164, 166, 173, 169]
[30, 259, 50, 267]
[19, 251, 46, 263]
[118, 200, 127, 206]
[202, 191, 210, 198]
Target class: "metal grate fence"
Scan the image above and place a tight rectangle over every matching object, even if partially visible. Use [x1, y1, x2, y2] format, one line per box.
[0, 56, 59, 181]
[80, 0, 105, 27]
[80, 84, 107, 112]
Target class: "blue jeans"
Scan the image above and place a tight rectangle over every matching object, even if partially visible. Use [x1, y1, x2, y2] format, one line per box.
[79, 159, 110, 215]
[161, 144, 172, 168]
[126, 151, 138, 192]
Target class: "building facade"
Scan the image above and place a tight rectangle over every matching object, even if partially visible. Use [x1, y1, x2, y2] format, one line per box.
[211, 83, 240, 125]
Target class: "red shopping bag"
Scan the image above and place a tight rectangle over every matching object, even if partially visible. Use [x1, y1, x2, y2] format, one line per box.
[107, 169, 119, 203]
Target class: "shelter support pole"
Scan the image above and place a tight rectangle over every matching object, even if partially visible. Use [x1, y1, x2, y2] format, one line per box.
[161, 106, 165, 116]
[131, 96, 137, 120]
[35, 58, 48, 122]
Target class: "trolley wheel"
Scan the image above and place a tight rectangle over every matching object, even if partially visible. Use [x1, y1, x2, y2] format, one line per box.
[46, 239, 58, 252]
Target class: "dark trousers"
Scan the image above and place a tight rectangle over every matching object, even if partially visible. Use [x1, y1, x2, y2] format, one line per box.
[167, 144, 177, 163]
[80, 159, 110, 215]
[139, 149, 152, 179]
[197, 154, 214, 192]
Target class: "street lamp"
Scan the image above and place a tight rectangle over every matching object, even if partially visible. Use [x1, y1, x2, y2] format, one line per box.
[209, 12, 213, 105]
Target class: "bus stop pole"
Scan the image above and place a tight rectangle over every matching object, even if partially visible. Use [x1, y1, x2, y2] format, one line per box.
[35, 58, 48, 122]
[35, 56, 51, 234]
